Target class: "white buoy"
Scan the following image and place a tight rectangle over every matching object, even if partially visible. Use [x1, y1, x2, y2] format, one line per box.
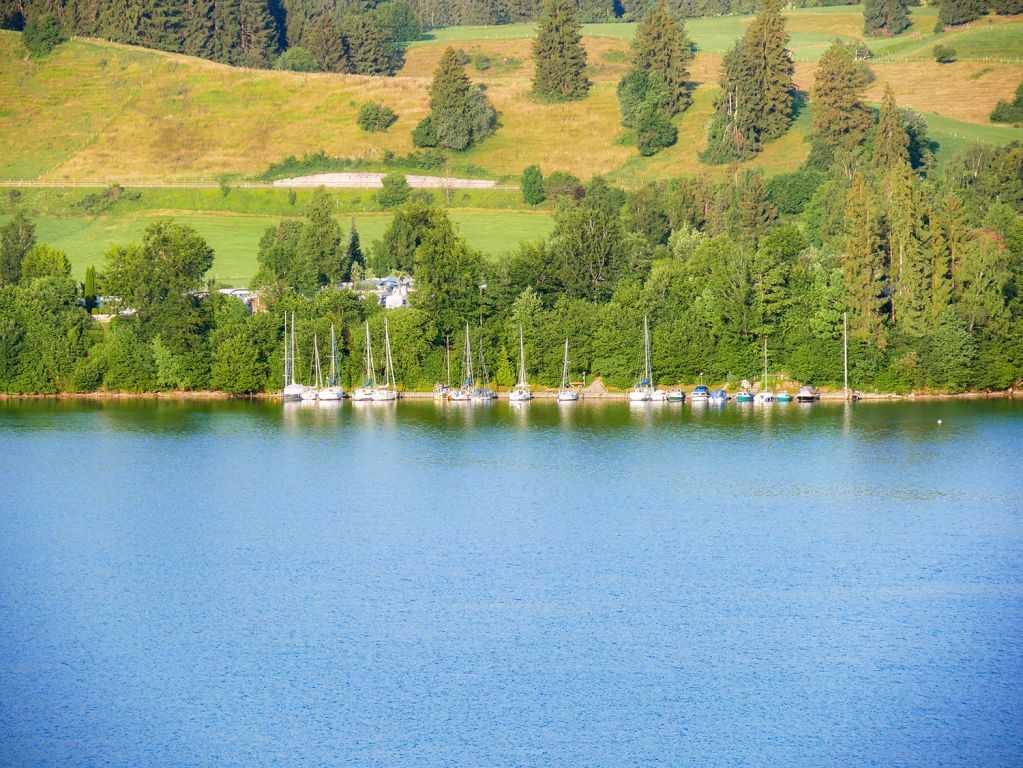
[937, 419, 943, 425]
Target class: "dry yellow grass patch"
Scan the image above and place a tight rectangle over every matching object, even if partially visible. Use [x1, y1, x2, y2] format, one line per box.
[400, 36, 631, 85]
[783, 12, 864, 37]
[866, 61, 1023, 123]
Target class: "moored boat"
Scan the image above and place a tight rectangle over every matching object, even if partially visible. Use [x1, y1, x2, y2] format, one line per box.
[628, 316, 655, 402]
[317, 324, 345, 401]
[709, 389, 728, 403]
[690, 385, 710, 402]
[796, 385, 820, 403]
[557, 338, 579, 402]
[282, 311, 311, 401]
[735, 388, 754, 403]
[507, 324, 533, 402]
[776, 390, 792, 403]
[371, 317, 399, 402]
[754, 390, 774, 404]
[666, 389, 686, 402]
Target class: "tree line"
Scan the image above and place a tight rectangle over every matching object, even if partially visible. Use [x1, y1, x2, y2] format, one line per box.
[1, 128, 1021, 395]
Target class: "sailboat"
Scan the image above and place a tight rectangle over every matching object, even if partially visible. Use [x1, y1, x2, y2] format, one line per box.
[434, 335, 451, 399]
[318, 324, 345, 401]
[351, 321, 376, 402]
[557, 338, 579, 402]
[301, 333, 323, 400]
[371, 317, 398, 401]
[449, 323, 474, 401]
[472, 328, 496, 401]
[628, 316, 658, 402]
[282, 311, 310, 401]
[754, 337, 775, 404]
[507, 324, 532, 402]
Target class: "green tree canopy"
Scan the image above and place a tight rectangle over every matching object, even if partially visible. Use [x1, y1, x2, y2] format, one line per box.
[532, 0, 590, 101]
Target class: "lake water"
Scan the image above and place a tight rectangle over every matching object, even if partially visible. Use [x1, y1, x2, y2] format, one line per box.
[1, 398, 1022, 767]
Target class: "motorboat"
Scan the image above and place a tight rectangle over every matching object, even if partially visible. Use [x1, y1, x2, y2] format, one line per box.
[666, 389, 686, 402]
[690, 385, 710, 402]
[735, 389, 754, 403]
[796, 385, 820, 403]
[776, 390, 792, 402]
[709, 389, 728, 403]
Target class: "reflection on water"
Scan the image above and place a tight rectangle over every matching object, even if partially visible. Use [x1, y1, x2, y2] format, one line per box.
[0, 398, 1022, 767]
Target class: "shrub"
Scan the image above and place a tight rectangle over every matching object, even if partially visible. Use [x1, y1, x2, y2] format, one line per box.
[767, 168, 825, 215]
[932, 45, 957, 63]
[636, 106, 677, 156]
[378, 172, 411, 207]
[522, 165, 545, 205]
[544, 171, 582, 201]
[412, 116, 438, 148]
[23, 14, 65, 57]
[75, 184, 141, 215]
[990, 81, 1023, 124]
[357, 102, 398, 132]
[273, 47, 317, 72]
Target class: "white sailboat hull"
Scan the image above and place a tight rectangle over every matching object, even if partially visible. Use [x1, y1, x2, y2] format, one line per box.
[317, 387, 345, 401]
[557, 390, 579, 402]
[508, 386, 532, 402]
[371, 389, 398, 402]
[351, 387, 374, 402]
[628, 388, 652, 402]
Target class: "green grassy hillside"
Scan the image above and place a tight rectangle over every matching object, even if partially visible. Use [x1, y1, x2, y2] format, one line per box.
[2, 8, 1020, 184]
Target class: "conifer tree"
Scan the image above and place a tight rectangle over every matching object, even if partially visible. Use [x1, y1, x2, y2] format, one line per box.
[811, 42, 872, 151]
[702, 0, 793, 162]
[182, 0, 215, 58]
[886, 162, 928, 335]
[421, 47, 497, 151]
[743, 0, 793, 143]
[84, 265, 97, 311]
[531, 0, 590, 102]
[938, 0, 985, 28]
[344, 12, 400, 75]
[306, 14, 348, 72]
[923, 202, 953, 326]
[237, 0, 277, 67]
[843, 172, 886, 345]
[346, 218, 364, 280]
[863, 0, 910, 36]
[872, 84, 909, 173]
[632, 0, 693, 115]
[211, 0, 241, 64]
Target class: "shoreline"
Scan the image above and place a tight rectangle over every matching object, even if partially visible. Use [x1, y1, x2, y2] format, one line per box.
[1, 389, 1020, 402]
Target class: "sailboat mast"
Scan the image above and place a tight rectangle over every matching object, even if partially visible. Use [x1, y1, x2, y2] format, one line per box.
[763, 336, 768, 389]
[383, 318, 396, 391]
[446, 335, 451, 387]
[518, 324, 527, 386]
[843, 311, 849, 400]
[283, 312, 288, 388]
[562, 338, 569, 389]
[329, 324, 337, 385]
[465, 322, 473, 386]
[290, 311, 297, 386]
[365, 321, 376, 388]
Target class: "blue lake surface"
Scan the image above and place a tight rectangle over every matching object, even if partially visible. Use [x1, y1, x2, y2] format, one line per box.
[1, 398, 1022, 767]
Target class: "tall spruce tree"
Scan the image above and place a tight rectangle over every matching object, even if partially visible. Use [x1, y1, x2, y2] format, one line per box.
[843, 172, 886, 345]
[923, 202, 953, 326]
[182, 0, 215, 57]
[237, 0, 277, 67]
[211, 0, 241, 64]
[632, 0, 693, 115]
[811, 42, 872, 151]
[306, 14, 348, 72]
[532, 0, 590, 102]
[938, 0, 985, 28]
[863, 0, 910, 36]
[873, 84, 910, 173]
[886, 162, 928, 335]
[422, 47, 497, 151]
[344, 12, 400, 75]
[702, 0, 793, 162]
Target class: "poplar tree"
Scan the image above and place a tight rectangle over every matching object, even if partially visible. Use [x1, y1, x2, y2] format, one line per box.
[532, 0, 590, 102]
[811, 42, 872, 151]
[872, 84, 909, 174]
[843, 173, 886, 345]
[863, 0, 910, 36]
[297, 187, 344, 287]
[632, 0, 693, 115]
